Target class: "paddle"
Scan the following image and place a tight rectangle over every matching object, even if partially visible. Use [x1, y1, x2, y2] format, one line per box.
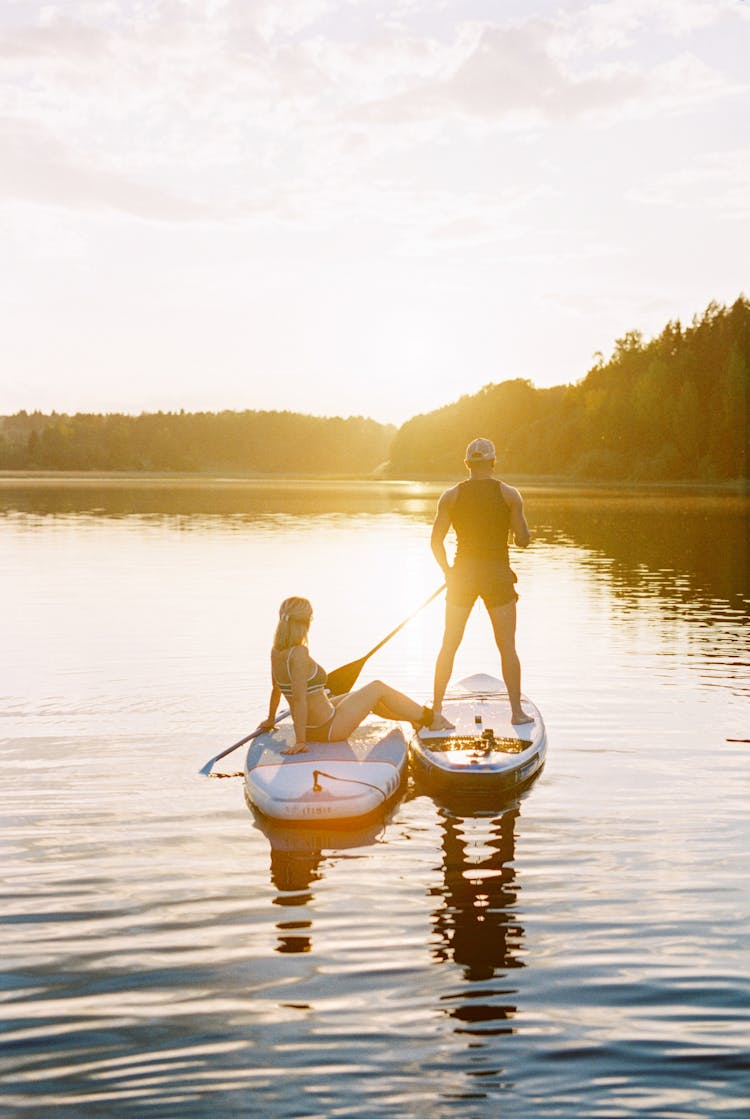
[198, 583, 446, 776]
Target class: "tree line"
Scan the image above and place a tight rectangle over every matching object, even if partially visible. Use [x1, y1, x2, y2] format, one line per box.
[388, 297, 748, 482]
[0, 409, 394, 475]
[1, 296, 747, 482]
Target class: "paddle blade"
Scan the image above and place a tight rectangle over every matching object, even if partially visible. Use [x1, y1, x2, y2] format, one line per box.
[198, 710, 293, 776]
[326, 656, 367, 696]
[198, 733, 254, 777]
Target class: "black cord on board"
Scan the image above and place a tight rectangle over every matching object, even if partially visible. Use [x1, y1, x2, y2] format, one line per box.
[313, 769, 387, 802]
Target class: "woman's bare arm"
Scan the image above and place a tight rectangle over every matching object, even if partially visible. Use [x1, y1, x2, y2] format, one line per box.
[285, 647, 309, 753]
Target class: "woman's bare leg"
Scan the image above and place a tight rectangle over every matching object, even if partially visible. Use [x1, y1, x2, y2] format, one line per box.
[372, 699, 402, 720]
[329, 680, 426, 740]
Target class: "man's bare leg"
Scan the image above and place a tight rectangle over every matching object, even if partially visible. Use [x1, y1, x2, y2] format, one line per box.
[488, 600, 534, 724]
[432, 604, 472, 729]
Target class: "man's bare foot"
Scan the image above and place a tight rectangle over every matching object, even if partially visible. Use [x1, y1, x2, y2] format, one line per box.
[511, 710, 534, 725]
[430, 712, 455, 731]
[281, 743, 308, 755]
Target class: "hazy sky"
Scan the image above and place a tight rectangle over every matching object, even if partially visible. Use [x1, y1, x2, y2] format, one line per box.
[2, 0, 749, 425]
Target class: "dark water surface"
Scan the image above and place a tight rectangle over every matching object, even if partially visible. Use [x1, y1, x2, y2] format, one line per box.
[2, 478, 748, 1117]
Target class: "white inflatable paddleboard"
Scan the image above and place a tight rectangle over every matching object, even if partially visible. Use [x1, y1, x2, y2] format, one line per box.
[411, 674, 547, 794]
[245, 717, 407, 824]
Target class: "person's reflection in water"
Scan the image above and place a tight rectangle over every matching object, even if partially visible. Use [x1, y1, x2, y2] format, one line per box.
[431, 802, 524, 1032]
[260, 816, 388, 954]
[269, 844, 323, 954]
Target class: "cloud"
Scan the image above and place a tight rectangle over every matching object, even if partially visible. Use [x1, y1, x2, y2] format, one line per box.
[0, 10, 110, 61]
[354, 18, 737, 130]
[445, 24, 641, 122]
[554, 0, 729, 54]
[0, 117, 213, 221]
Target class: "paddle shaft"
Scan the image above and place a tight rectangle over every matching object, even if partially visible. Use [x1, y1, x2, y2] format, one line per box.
[355, 582, 445, 663]
[325, 583, 446, 695]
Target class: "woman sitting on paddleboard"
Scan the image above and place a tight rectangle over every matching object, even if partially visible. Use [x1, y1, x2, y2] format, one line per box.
[258, 596, 452, 754]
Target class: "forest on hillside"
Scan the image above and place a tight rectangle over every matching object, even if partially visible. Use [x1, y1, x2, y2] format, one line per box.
[0, 410, 393, 475]
[388, 297, 749, 482]
[1, 297, 747, 482]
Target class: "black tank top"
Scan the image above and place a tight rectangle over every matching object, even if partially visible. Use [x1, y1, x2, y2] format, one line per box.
[451, 479, 511, 564]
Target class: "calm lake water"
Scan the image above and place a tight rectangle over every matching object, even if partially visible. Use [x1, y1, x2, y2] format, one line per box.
[2, 477, 749, 1118]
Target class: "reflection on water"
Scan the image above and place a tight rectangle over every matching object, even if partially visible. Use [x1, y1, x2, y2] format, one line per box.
[252, 808, 392, 956]
[2, 479, 749, 1118]
[529, 490, 749, 609]
[432, 803, 522, 987]
[3, 477, 747, 610]
[432, 800, 523, 1047]
[0, 475, 433, 519]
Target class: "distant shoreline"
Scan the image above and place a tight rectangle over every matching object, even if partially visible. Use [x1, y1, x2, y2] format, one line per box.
[0, 469, 746, 494]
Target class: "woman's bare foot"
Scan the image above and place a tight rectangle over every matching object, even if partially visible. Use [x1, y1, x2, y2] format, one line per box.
[511, 709, 534, 725]
[429, 712, 455, 731]
[281, 743, 308, 755]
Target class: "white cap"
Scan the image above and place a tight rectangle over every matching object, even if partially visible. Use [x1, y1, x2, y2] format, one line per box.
[465, 437, 495, 462]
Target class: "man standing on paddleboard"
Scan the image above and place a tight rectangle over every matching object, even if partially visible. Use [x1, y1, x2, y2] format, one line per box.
[430, 437, 534, 727]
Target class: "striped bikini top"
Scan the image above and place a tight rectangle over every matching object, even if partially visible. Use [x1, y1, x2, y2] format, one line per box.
[272, 648, 328, 698]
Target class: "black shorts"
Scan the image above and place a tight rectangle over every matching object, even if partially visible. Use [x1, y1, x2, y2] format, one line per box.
[447, 558, 518, 609]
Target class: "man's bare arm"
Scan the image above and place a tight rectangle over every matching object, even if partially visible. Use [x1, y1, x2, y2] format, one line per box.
[503, 484, 530, 548]
[430, 489, 456, 575]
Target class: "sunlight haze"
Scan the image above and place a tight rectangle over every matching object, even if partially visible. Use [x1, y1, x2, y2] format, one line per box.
[2, 0, 749, 424]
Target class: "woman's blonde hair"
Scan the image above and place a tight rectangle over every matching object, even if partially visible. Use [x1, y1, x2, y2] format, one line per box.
[273, 596, 313, 651]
